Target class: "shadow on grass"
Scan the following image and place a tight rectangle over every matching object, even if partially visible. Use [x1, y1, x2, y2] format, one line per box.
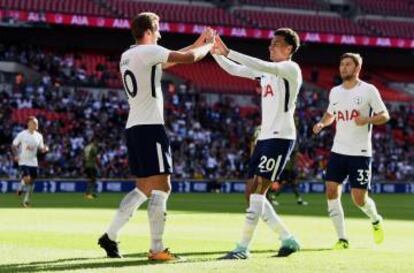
[1, 248, 329, 272]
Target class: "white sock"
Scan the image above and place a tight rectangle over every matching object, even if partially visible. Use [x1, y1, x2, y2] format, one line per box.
[327, 198, 347, 240]
[261, 198, 292, 241]
[147, 190, 169, 253]
[19, 179, 25, 190]
[359, 197, 381, 223]
[106, 188, 147, 241]
[239, 194, 266, 249]
[23, 184, 33, 203]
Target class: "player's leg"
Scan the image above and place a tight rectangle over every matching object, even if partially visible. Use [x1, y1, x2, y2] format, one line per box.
[325, 153, 349, 249]
[260, 181, 300, 257]
[290, 175, 308, 205]
[17, 166, 29, 197]
[20, 175, 31, 206]
[22, 167, 37, 207]
[99, 179, 148, 258]
[259, 139, 299, 257]
[17, 177, 27, 196]
[99, 125, 155, 258]
[85, 168, 97, 199]
[351, 188, 383, 244]
[326, 181, 348, 249]
[138, 174, 181, 261]
[220, 176, 271, 260]
[220, 139, 299, 259]
[349, 156, 383, 244]
[266, 180, 282, 206]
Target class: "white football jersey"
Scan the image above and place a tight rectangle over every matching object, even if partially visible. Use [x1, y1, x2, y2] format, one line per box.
[256, 61, 302, 140]
[120, 44, 170, 128]
[12, 129, 45, 167]
[327, 80, 388, 156]
[213, 54, 302, 141]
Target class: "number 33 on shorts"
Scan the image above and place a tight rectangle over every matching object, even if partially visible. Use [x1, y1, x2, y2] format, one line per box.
[356, 169, 371, 185]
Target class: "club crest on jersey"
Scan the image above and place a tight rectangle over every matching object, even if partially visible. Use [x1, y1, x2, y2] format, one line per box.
[353, 96, 363, 105]
[337, 109, 359, 121]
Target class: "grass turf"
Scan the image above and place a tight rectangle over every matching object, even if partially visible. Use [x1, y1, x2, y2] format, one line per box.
[0, 193, 413, 273]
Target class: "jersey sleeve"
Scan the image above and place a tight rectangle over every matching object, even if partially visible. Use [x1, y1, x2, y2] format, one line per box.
[369, 85, 388, 114]
[12, 132, 22, 146]
[212, 54, 261, 80]
[227, 50, 300, 80]
[326, 89, 335, 115]
[141, 45, 171, 66]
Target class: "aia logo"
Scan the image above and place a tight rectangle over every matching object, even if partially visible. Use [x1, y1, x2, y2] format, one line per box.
[337, 109, 359, 121]
[25, 145, 36, 151]
[263, 84, 274, 97]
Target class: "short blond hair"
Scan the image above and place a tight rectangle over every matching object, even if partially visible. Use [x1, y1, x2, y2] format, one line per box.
[340, 52, 363, 67]
[27, 116, 38, 124]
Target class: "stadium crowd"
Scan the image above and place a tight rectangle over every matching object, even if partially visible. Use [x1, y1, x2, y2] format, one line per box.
[0, 74, 413, 182]
[0, 44, 119, 88]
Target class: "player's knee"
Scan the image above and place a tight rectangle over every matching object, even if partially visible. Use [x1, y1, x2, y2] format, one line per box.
[23, 176, 31, 184]
[326, 187, 338, 199]
[352, 195, 366, 207]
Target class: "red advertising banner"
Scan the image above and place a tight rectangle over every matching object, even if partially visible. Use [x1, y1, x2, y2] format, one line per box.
[1, 9, 413, 49]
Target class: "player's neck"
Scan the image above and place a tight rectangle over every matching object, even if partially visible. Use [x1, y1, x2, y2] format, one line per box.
[28, 129, 35, 134]
[135, 38, 153, 45]
[342, 78, 360, 90]
[274, 57, 290, 62]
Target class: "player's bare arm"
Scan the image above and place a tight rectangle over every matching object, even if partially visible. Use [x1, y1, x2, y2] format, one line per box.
[162, 27, 215, 69]
[11, 144, 19, 162]
[313, 112, 335, 134]
[354, 110, 390, 126]
[166, 40, 214, 64]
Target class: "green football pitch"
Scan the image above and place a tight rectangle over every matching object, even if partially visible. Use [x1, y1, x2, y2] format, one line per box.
[1, 193, 413, 273]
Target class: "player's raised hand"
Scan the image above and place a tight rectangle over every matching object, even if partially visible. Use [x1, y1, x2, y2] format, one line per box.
[194, 27, 215, 47]
[312, 122, 324, 134]
[211, 35, 229, 56]
[204, 27, 216, 44]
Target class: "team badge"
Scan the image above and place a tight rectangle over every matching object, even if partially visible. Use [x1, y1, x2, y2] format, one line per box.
[353, 96, 363, 105]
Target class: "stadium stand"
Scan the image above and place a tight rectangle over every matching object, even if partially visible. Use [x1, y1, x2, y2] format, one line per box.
[352, 0, 414, 18]
[0, 0, 112, 16]
[358, 19, 414, 38]
[167, 61, 257, 94]
[104, 0, 247, 26]
[239, 0, 328, 11]
[234, 9, 373, 35]
[1, 0, 413, 40]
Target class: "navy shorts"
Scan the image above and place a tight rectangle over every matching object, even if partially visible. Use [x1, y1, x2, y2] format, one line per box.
[20, 165, 38, 180]
[248, 138, 295, 182]
[125, 124, 173, 178]
[325, 152, 372, 190]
